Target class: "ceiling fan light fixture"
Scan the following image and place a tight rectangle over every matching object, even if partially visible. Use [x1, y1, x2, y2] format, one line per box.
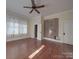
[23, 0, 45, 14]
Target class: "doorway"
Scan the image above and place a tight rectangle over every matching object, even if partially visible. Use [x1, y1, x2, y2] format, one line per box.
[34, 24, 38, 38]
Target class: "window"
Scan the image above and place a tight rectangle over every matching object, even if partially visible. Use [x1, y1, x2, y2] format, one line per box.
[7, 22, 14, 35]
[19, 24, 27, 34]
[7, 20, 27, 37]
[23, 24, 27, 34]
[7, 22, 19, 35]
[14, 23, 19, 34]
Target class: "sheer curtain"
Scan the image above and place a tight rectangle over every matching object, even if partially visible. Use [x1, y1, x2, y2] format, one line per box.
[6, 16, 27, 38]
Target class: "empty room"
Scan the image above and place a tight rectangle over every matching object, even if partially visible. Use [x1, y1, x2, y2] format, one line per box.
[6, 0, 73, 59]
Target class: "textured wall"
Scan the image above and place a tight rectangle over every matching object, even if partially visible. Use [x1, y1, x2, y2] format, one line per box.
[44, 18, 59, 39]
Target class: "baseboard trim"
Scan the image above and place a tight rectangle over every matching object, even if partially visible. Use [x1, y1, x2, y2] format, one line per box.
[43, 37, 73, 45]
[6, 37, 32, 42]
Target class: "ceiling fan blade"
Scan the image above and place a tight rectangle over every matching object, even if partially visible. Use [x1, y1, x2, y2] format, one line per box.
[31, 0, 36, 6]
[35, 9, 40, 14]
[36, 5, 45, 8]
[29, 9, 33, 13]
[24, 6, 32, 8]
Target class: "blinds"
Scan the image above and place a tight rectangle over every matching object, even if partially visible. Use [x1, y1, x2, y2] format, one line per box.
[6, 16, 27, 38]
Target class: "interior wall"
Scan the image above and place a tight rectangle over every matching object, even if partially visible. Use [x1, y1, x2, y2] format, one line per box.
[28, 15, 42, 40]
[6, 10, 73, 45]
[44, 10, 73, 45]
[6, 10, 30, 41]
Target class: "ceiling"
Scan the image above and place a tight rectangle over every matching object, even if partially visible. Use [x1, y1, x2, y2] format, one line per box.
[6, 0, 73, 17]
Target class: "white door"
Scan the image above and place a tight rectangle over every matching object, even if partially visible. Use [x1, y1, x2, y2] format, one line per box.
[63, 19, 73, 45]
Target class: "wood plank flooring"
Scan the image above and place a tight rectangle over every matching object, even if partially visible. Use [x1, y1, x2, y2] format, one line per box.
[6, 38, 73, 59]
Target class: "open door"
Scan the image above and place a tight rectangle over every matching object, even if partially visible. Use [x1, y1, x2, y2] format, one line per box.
[34, 24, 38, 38]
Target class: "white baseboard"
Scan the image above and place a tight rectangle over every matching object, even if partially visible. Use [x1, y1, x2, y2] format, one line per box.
[6, 36, 30, 42]
[43, 37, 73, 45]
[43, 37, 63, 43]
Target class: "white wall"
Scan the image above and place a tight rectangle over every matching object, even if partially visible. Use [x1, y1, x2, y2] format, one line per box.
[28, 15, 42, 40]
[6, 10, 30, 41]
[44, 10, 73, 45]
[6, 10, 73, 45]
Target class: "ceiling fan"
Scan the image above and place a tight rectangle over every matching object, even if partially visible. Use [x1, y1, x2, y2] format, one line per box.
[23, 0, 45, 14]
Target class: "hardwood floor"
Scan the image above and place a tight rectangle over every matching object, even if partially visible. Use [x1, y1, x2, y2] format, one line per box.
[6, 38, 73, 59]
